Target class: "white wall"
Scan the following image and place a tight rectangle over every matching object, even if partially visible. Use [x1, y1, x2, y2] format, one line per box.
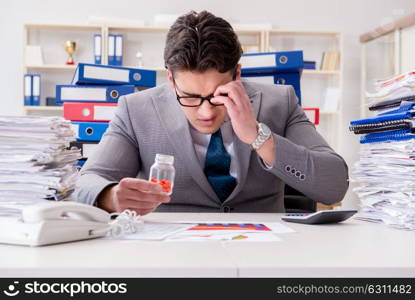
[1, 0, 414, 208]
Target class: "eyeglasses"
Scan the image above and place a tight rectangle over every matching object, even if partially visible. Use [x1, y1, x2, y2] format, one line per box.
[172, 71, 236, 107]
[173, 77, 224, 107]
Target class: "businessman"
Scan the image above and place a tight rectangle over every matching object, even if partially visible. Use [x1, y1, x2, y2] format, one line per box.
[76, 11, 349, 215]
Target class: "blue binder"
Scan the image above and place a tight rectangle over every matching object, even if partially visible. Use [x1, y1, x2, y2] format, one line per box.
[72, 63, 156, 87]
[350, 111, 414, 126]
[31, 74, 41, 106]
[242, 72, 302, 103]
[115, 34, 123, 66]
[378, 102, 415, 116]
[56, 84, 134, 103]
[108, 34, 116, 65]
[240, 51, 304, 74]
[24, 74, 32, 106]
[360, 129, 415, 144]
[94, 34, 102, 65]
[72, 121, 109, 142]
[349, 103, 414, 134]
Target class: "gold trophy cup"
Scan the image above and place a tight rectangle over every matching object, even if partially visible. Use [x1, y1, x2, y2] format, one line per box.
[64, 41, 76, 65]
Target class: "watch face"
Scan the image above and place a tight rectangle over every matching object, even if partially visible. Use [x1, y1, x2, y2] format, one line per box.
[259, 123, 271, 136]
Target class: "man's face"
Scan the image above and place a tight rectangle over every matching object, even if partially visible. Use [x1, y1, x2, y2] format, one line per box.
[168, 68, 239, 134]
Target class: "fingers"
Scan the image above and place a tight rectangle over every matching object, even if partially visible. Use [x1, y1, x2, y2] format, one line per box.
[214, 84, 239, 102]
[120, 177, 163, 194]
[116, 187, 170, 204]
[214, 81, 249, 109]
[113, 177, 171, 216]
[211, 95, 236, 111]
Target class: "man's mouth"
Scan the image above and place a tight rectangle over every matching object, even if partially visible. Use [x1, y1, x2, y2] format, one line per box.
[198, 117, 216, 126]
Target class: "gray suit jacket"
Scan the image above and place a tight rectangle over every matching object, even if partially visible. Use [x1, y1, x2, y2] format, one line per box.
[75, 81, 349, 212]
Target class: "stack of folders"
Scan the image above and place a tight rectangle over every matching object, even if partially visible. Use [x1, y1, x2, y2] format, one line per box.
[23, 74, 41, 106]
[239, 51, 319, 124]
[0, 116, 81, 215]
[350, 71, 415, 230]
[56, 63, 157, 167]
[240, 51, 304, 103]
[93, 34, 124, 66]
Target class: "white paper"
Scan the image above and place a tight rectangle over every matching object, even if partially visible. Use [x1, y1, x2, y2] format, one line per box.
[165, 231, 282, 242]
[173, 221, 295, 234]
[321, 87, 340, 112]
[110, 222, 195, 240]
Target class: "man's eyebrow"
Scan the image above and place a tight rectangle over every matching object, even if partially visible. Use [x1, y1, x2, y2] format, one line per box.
[178, 86, 214, 98]
[181, 90, 202, 97]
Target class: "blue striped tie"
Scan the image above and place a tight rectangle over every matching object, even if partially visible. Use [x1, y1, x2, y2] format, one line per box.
[204, 129, 237, 202]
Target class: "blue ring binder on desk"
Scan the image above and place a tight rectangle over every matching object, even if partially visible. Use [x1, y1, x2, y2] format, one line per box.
[71, 121, 109, 142]
[71, 63, 156, 88]
[56, 84, 134, 104]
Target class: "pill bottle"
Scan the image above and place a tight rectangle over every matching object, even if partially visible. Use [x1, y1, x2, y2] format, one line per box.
[148, 154, 175, 195]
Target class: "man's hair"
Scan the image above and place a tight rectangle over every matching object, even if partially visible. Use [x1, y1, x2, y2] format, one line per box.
[164, 11, 243, 74]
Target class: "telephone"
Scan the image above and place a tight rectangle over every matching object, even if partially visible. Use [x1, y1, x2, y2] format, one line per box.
[0, 201, 111, 246]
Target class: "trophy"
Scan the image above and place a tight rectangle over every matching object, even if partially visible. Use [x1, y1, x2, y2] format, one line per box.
[64, 41, 77, 65]
[135, 51, 143, 67]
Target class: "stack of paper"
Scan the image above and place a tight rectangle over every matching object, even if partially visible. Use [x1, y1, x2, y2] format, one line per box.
[350, 71, 415, 230]
[366, 71, 415, 106]
[0, 116, 81, 208]
[352, 140, 415, 229]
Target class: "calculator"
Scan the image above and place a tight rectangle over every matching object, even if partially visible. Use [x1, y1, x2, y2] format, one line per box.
[281, 210, 358, 224]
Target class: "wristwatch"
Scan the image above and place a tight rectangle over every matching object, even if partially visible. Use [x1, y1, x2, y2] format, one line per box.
[251, 123, 272, 150]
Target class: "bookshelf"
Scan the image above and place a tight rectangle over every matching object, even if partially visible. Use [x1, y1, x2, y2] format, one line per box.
[22, 24, 343, 151]
[264, 30, 343, 152]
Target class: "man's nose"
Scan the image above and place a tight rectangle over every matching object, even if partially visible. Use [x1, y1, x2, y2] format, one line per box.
[197, 99, 215, 116]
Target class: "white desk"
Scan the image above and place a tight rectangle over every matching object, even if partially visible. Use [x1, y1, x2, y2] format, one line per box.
[0, 213, 414, 277]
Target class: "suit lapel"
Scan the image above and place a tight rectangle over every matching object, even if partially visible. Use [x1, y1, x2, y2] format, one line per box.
[152, 85, 221, 204]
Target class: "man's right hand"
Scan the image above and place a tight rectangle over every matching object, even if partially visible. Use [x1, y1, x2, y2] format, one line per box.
[97, 178, 171, 215]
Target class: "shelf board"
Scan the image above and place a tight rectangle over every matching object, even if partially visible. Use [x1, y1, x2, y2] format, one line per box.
[25, 23, 101, 31]
[319, 110, 339, 115]
[119, 65, 166, 72]
[302, 69, 340, 75]
[25, 64, 77, 70]
[23, 106, 63, 111]
[25, 64, 168, 72]
[109, 25, 169, 33]
[269, 29, 340, 36]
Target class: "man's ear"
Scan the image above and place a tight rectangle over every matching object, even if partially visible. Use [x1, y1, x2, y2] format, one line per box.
[235, 64, 242, 80]
[166, 69, 175, 90]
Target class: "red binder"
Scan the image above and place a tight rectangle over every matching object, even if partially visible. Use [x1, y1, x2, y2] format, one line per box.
[63, 102, 117, 122]
[303, 108, 320, 125]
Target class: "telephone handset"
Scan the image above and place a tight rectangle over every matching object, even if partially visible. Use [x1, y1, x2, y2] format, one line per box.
[22, 201, 110, 224]
[0, 201, 111, 246]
